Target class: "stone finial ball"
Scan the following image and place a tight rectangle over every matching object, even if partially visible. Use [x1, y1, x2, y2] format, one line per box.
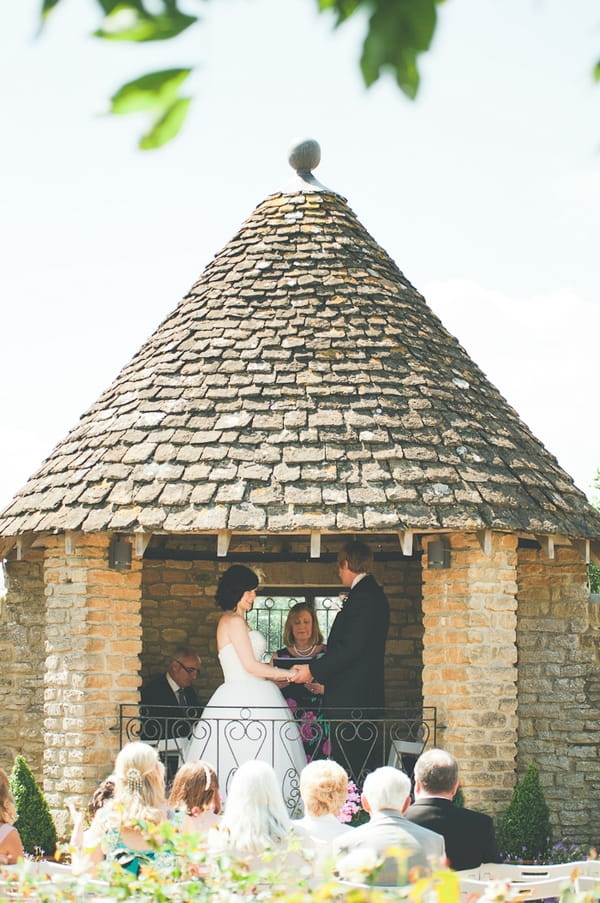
[288, 138, 321, 173]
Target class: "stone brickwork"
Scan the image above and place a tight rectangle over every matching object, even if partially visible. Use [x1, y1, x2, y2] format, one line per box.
[516, 544, 600, 844]
[43, 533, 142, 839]
[421, 531, 519, 817]
[0, 552, 46, 779]
[140, 552, 423, 708]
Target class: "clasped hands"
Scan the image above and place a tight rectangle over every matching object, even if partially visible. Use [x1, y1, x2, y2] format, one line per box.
[287, 664, 313, 685]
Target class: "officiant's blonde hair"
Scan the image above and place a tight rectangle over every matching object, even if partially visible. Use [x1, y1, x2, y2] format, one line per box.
[282, 603, 323, 648]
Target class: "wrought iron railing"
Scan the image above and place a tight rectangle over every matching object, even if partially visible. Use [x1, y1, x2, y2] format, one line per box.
[119, 704, 436, 815]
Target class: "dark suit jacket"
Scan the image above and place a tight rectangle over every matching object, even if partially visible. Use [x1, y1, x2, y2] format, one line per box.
[310, 574, 390, 711]
[404, 797, 501, 871]
[140, 674, 201, 740]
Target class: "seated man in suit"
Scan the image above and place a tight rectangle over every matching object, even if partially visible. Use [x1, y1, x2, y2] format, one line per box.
[140, 646, 202, 743]
[404, 748, 501, 870]
[333, 766, 446, 886]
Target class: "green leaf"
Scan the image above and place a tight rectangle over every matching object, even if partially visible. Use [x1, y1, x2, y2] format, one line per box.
[360, 0, 439, 97]
[94, 5, 197, 42]
[41, 0, 64, 22]
[594, 59, 600, 82]
[139, 96, 191, 150]
[109, 68, 192, 114]
[315, 0, 362, 26]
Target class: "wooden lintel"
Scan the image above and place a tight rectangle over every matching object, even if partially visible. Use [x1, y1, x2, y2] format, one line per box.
[537, 535, 555, 559]
[217, 531, 232, 558]
[135, 532, 152, 557]
[477, 530, 492, 556]
[397, 531, 413, 557]
[572, 538, 590, 564]
[310, 532, 321, 559]
[16, 536, 34, 561]
[65, 531, 75, 556]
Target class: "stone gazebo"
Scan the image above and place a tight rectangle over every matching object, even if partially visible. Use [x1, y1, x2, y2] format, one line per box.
[1, 140, 600, 842]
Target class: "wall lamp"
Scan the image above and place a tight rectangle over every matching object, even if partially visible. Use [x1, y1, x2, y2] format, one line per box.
[427, 538, 451, 569]
[109, 536, 132, 570]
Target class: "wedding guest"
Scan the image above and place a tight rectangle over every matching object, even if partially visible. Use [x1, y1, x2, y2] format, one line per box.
[291, 541, 390, 781]
[0, 767, 24, 865]
[333, 767, 445, 886]
[168, 761, 221, 835]
[272, 603, 327, 759]
[208, 760, 315, 882]
[405, 748, 501, 870]
[294, 760, 353, 854]
[70, 742, 173, 876]
[88, 775, 116, 818]
[140, 647, 202, 742]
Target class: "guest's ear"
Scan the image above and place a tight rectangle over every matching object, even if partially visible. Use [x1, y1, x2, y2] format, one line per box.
[401, 795, 411, 814]
[361, 793, 371, 814]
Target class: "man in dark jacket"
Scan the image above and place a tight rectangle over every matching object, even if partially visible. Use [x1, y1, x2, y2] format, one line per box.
[291, 540, 390, 781]
[404, 748, 501, 870]
[140, 646, 202, 742]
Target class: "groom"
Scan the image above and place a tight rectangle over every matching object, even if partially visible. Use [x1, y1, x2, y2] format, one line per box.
[291, 540, 390, 781]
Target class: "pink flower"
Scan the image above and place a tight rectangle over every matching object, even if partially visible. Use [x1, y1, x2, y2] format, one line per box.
[337, 779, 361, 824]
[322, 739, 332, 756]
[286, 697, 298, 714]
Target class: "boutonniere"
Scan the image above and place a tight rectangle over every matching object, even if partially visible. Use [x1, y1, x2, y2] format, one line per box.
[339, 592, 349, 606]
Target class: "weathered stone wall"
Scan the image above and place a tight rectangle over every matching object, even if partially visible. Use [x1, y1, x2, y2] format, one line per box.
[43, 533, 143, 839]
[140, 552, 423, 709]
[421, 531, 519, 818]
[516, 544, 600, 845]
[0, 551, 46, 779]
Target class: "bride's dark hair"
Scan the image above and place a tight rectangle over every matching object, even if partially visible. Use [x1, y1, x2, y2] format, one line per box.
[216, 565, 259, 610]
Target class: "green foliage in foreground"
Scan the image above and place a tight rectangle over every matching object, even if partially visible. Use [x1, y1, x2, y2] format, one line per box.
[38, 0, 439, 150]
[498, 762, 552, 861]
[9, 756, 57, 858]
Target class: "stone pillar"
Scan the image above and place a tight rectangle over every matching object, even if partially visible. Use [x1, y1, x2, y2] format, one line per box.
[0, 551, 46, 777]
[517, 543, 597, 843]
[43, 532, 142, 839]
[422, 531, 518, 815]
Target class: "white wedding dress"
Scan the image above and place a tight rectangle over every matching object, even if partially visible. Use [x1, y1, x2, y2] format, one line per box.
[185, 630, 306, 811]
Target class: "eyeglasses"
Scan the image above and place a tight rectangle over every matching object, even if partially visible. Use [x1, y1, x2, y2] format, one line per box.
[176, 661, 200, 675]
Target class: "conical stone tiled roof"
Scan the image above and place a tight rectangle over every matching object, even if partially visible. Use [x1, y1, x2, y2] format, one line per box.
[2, 142, 600, 541]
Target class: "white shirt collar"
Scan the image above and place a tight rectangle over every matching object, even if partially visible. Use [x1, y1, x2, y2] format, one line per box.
[166, 672, 181, 695]
[351, 573, 368, 589]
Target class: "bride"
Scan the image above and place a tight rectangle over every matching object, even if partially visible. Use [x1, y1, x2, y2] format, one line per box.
[186, 566, 307, 812]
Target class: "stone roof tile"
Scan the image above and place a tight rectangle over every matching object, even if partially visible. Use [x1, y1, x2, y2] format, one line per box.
[2, 150, 600, 540]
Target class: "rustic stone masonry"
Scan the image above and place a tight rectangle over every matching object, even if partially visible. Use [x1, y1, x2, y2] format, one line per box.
[141, 552, 423, 707]
[516, 545, 600, 844]
[42, 533, 142, 838]
[422, 531, 519, 818]
[0, 552, 46, 777]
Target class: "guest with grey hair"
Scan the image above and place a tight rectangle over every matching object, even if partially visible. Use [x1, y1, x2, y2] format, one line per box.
[333, 766, 445, 886]
[405, 748, 500, 870]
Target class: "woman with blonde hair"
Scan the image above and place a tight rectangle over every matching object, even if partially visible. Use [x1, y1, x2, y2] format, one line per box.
[209, 760, 315, 881]
[168, 761, 221, 834]
[0, 767, 24, 865]
[71, 742, 171, 875]
[295, 760, 353, 846]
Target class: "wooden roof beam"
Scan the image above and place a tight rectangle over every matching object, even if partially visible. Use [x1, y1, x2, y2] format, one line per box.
[310, 532, 321, 559]
[477, 530, 492, 556]
[537, 535, 555, 559]
[397, 531, 414, 557]
[572, 538, 590, 564]
[217, 531, 232, 558]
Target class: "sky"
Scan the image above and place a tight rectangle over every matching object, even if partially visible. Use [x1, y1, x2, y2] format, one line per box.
[1, 0, 599, 516]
